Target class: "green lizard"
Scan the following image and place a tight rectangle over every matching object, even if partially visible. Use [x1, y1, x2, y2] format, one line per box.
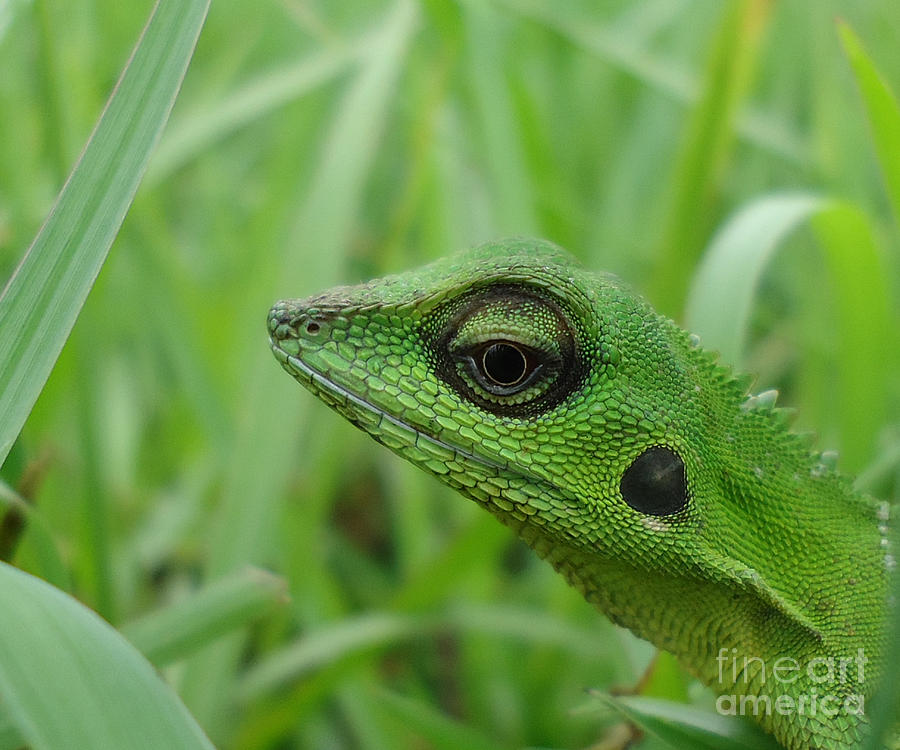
[267, 238, 892, 750]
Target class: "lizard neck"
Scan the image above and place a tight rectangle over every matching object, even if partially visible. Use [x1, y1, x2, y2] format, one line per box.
[513, 474, 890, 750]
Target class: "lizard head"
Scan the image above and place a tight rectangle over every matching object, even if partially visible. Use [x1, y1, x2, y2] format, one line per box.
[268, 238, 741, 576]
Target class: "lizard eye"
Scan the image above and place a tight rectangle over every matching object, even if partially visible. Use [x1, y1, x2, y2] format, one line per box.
[426, 285, 584, 417]
[620, 446, 689, 516]
[470, 341, 542, 394]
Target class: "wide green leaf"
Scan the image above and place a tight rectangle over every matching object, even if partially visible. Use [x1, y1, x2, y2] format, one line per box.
[0, 707, 24, 750]
[586, 694, 781, 750]
[0, 0, 210, 466]
[0, 561, 215, 750]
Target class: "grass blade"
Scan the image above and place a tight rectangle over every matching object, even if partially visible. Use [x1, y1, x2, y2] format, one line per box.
[810, 203, 893, 471]
[461, 0, 538, 235]
[371, 689, 500, 750]
[838, 22, 900, 232]
[686, 194, 894, 471]
[649, 0, 773, 315]
[238, 612, 425, 703]
[0, 561, 215, 750]
[684, 192, 824, 365]
[147, 42, 359, 184]
[121, 567, 288, 667]
[498, 0, 806, 166]
[0, 0, 210, 466]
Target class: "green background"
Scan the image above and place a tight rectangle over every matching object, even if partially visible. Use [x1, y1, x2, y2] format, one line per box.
[1, 1, 898, 748]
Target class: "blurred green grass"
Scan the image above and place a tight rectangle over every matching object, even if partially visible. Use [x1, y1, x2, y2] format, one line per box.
[1, 1, 899, 748]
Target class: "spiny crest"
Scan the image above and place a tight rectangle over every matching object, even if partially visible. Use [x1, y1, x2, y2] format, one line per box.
[741, 388, 779, 411]
[685, 329, 753, 396]
[740, 389, 801, 430]
[688, 332, 837, 473]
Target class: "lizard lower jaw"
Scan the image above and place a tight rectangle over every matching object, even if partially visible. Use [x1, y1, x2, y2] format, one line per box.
[274, 345, 509, 476]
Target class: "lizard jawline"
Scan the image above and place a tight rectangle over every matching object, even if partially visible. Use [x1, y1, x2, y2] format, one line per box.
[279, 348, 511, 476]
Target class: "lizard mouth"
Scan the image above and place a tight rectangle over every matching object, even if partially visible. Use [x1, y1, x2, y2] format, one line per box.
[270, 339, 511, 476]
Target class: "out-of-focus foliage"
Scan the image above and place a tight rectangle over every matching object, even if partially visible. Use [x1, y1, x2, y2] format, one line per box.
[1, 1, 898, 748]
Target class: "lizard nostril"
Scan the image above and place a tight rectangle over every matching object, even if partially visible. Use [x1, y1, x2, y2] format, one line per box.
[305, 321, 321, 335]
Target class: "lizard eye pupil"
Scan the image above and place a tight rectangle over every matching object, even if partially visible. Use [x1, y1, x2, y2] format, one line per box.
[620, 446, 689, 517]
[482, 343, 528, 386]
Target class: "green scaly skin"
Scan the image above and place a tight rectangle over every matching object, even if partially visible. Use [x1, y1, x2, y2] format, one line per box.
[268, 239, 892, 750]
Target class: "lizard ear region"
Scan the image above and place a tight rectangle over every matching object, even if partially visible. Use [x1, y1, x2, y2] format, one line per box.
[620, 446, 689, 516]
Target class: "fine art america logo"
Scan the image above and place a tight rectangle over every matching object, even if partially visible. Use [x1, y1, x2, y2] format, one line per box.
[715, 648, 868, 717]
